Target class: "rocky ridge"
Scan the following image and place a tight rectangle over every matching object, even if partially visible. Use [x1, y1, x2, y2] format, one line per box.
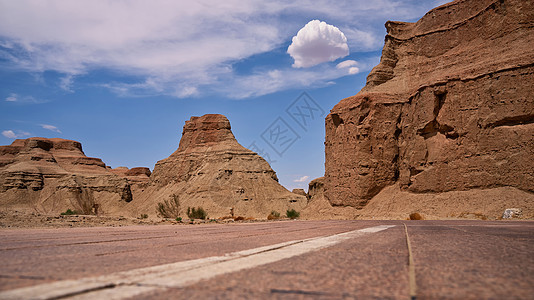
[0, 137, 132, 215]
[324, 0, 534, 209]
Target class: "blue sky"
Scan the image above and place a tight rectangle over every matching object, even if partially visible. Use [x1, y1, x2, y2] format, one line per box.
[0, 0, 447, 191]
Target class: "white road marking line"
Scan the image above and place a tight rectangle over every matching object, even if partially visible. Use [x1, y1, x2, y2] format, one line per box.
[404, 224, 417, 300]
[0, 225, 395, 300]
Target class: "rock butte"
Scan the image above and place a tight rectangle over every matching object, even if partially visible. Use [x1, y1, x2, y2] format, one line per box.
[324, 0, 534, 209]
[132, 114, 306, 218]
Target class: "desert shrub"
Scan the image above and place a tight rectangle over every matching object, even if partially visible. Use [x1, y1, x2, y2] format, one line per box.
[409, 212, 424, 220]
[61, 209, 80, 215]
[140, 214, 148, 219]
[267, 210, 281, 220]
[175, 217, 182, 222]
[156, 194, 181, 218]
[286, 209, 300, 219]
[234, 216, 245, 221]
[187, 207, 207, 220]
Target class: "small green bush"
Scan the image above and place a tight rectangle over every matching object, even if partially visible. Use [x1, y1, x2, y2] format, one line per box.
[175, 217, 182, 222]
[140, 214, 148, 219]
[267, 210, 280, 220]
[187, 207, 207, 220]
[286, 209, 300, 219]
[61, 209, 80, 215]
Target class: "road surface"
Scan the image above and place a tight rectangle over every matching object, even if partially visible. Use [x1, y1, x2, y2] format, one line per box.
[0, 220, 532, 299]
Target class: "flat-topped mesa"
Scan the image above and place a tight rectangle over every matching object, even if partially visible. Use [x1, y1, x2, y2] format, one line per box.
[177, 114, 238, 152]
[143, 114, 306, 219]
[325, 0, 534, 208]
[0, 137, 132, 214]
[0, 137, 107, 176]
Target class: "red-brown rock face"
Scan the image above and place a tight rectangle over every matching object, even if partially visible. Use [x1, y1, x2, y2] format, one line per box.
[325, 0, 534, 207]
[110, 167, 151, 185]
[0, 137, 132, 214]
[141, 114, 306, 218]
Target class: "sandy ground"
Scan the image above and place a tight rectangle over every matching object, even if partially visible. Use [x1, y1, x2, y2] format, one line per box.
[0, 210, 283, 229]
[2, 184, 532, 229]
[302, 184, 534, 221]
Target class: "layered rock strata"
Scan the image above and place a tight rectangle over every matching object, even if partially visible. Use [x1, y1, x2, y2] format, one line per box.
[110, 167, 151, 185]
[325, 0, 534, 207]
[136, 114, 306, 218]
[0, 138, 132, 214]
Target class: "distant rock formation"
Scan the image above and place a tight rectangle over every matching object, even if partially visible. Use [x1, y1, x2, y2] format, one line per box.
[134, 114, 306, 218]
[292, 188, 307, 197]
[0, 137, 132, 214]
[110, 167, 151, 185]
[324, 0, 534, 207]
[307, 177, 324, 202]
[301, 176, 359, 220]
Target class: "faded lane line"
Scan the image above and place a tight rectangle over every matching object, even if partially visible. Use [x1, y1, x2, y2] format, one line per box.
[0, 225, 395, 300]
[404, 224, 417, 300]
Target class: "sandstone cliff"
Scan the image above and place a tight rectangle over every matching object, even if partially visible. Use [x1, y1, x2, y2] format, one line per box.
[132, 114, 306, 218]
[0, 137, 132, 214]
[324, 0, 534, 212]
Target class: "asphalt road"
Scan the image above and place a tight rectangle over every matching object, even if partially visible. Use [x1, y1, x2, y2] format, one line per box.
[0, 220, 532, 299]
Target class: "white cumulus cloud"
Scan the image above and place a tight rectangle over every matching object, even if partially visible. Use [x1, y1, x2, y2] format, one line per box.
[336, 60, 360, 75]
[41, 124, 61, 133]
[287, 20, 349, 68]
[2, 130, 30, 139]
[293, 175, 310, 183]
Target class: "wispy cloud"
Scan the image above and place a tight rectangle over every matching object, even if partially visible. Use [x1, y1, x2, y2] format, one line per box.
[0, 0, 440, 98]
[3, 93, 47, 104]
[294, 175, 310, 183]
[2, 130, 30, 139]
[59, 75, 75, 92]
[5, 93, 17, 102]
[40, 124, 61, 133]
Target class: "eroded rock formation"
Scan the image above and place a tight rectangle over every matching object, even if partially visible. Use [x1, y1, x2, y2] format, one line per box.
[110, 167, 151, 185]
[134, 114, 306, 218]
[0, 115, 306, 219]
[325, 0, 534, 207]
[0, 137, 132, 214]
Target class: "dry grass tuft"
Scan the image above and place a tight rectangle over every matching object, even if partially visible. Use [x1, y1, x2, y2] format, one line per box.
[156, 194, 181, 218]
